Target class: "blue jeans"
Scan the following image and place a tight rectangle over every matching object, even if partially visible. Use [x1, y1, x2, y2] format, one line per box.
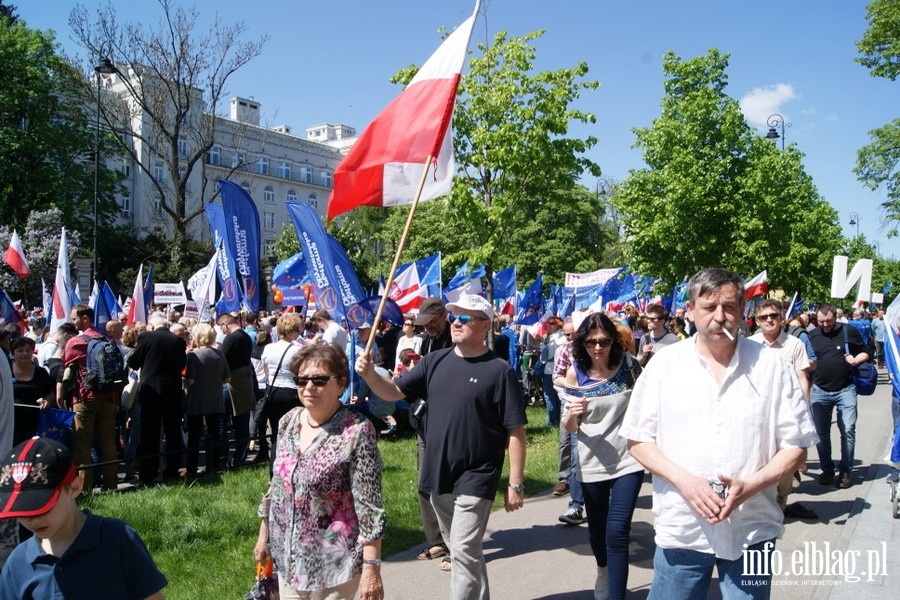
[568, 432, 584, 509]
[810, 384, 857, 474]
[542, 373, 561, 427]
[648, 540, 776, 600]
[581, 471, 644, 600]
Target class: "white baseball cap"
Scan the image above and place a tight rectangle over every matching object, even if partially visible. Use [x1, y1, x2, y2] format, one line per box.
[446, 294, 495, 320]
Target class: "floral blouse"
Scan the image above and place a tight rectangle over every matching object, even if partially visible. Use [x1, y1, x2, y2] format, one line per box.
[260, 406, 386, 591]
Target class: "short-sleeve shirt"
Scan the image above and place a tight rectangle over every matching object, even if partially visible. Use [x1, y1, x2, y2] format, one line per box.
[0, 511, 167, 599]
[620, 336, 818, 560]
[396, 348, 526, 499]
[809, 323, 866, 391]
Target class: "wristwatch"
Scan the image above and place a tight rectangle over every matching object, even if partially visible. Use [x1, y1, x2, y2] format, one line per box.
[362, 558, 382, 567]
[509, 483, 525, 494]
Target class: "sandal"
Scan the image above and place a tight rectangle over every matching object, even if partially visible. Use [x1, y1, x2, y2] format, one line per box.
[440, 556, 452, 571]
[416, 544, 449, 560]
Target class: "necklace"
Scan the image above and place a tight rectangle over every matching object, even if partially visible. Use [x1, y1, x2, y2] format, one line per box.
[305, 407, 340, 429]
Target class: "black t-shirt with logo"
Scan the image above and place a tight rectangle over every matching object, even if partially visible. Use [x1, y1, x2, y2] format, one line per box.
[809, 323, 866, 392]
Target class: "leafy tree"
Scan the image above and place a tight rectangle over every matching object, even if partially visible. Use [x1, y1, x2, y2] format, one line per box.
[69, 0, 266, 278]
[614, 50, 843, 298]
[855, 0, 900, 233]
[1, 1, 17, 25]
[0, 20, 120, 239]
[855, 0, 900, 81]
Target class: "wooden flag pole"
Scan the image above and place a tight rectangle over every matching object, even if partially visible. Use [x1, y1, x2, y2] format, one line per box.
[362, 156, 436, 357]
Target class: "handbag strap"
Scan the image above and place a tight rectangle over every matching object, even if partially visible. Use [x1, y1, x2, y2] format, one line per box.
[264, 343, 293, 396]
[841, 324, 850, 356]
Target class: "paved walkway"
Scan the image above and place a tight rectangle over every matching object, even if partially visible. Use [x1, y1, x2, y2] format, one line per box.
[381, 371, 899, 599]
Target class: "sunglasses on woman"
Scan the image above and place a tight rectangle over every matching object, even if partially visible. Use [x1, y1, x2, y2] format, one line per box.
[584, 338, 613, 349]
[294, 375, 338, 387]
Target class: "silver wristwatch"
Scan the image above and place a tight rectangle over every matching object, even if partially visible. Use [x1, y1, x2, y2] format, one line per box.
[362, 558, 382, 567]
[508, 483, 525, 494]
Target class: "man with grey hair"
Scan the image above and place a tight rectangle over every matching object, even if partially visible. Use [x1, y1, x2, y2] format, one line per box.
[128, 313, 187, 484]
[621, 268, 818, 598]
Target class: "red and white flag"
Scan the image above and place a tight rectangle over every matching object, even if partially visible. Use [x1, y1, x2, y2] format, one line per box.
[127, 264, 147, 327]
[49, 228, 73, 334]
[4, 230, 30, 278]
[389, 262, 426, 314]
[743, 270, 769, 300]
[326, 7, 478, 219]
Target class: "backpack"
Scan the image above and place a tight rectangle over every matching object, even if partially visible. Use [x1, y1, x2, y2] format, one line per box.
[81, 335, 127, 392]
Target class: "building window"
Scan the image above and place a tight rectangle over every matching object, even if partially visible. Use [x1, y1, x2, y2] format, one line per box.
[154, 161, 164, 181]
[258, 157, 269, 175]
[308, 193, 318, 210]
[121, 190, 131, 214]
[286, 189, 297, 203]
[278, 161, 291, 179]
[264, 239, 276, 256]
[320, 170, 332, 187]
[121, 160, 131, 177]
[300, 166, 312, 183]
[264, 210, 276, 230]
[178, 136, 187, 158]
[232, 152, 244, 168]
[241, 181, 251, 195]
[154, 196, 163, 216]
[210, 146, 220, 166]
[264, 186, 275, 203]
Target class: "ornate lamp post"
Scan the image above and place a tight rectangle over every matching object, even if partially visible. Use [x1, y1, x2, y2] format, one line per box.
[765, 113, 791, 150]
[849, 212, 860, 238]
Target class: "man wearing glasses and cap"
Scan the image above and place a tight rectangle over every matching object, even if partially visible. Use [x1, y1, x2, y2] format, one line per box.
[415, 297, 453, 355]
[357, 294, 526, 600]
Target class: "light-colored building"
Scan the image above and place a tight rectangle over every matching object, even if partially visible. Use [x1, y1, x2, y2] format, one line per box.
[104, 68, 354, 260]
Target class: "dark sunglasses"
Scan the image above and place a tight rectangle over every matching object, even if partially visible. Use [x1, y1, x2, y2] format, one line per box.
[584, 338, 613, 349]
[756, 313, 780, 321]
[448, 314, 484, 325]
[294, 375, 338, 387]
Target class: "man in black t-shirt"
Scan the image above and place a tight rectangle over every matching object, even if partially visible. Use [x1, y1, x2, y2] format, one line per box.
[808, 303, 869, 489]
[357, 294, 526, 599]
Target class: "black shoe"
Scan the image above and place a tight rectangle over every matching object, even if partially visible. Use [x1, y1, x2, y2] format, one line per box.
[783, 502, 818, 519]
[817, 471, 835, 485]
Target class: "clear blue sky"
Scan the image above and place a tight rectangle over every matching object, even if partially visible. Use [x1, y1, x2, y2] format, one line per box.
[25, 1, 900, 257]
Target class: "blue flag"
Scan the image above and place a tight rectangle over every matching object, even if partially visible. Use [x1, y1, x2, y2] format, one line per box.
[492, 266, 517, 299]
[205, 204, 242, 314]
[273, 253, 309, 289]
[446, 261, 485, 291]
[101, 282, 123, 318]
[327, 234, 368, 328]
[287, 200, 355, 324]
[353, 296, 405, 328]
[417, 253, 443, 299]
[218, 179, 262, 311]
[143, 264, 154, 312]
[515, 275, 544, 325]
[92, 282, 114, 334]
[0, 290, 23, 333]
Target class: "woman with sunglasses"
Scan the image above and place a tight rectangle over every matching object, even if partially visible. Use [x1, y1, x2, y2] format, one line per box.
[561, 313, 644, 600]
[254, 343, 386, 600]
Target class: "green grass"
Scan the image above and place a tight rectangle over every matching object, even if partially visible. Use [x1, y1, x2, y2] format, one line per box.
[81, 405, 558, 599]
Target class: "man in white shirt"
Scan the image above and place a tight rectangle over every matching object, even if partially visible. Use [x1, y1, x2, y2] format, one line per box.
[311, 309, 349, 350]
[620, 268, 818, 599]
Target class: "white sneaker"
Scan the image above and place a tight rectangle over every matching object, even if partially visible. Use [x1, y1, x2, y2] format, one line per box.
[558, 507, 585, 525]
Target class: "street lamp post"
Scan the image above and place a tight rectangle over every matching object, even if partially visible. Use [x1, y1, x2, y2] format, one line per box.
[93, 56, 117, 283]
[765, 113, 791, 150]
[849, 212, 860, 238]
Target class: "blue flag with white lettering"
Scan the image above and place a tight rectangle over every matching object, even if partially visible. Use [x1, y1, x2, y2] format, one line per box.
[218, 179, 261, 311]
[287, 200, 352, 324]
[205, 204, 242, 314]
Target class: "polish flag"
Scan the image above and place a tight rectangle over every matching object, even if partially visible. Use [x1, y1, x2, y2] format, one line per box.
[127, 264, 147, 327]
[389, 262, 425, 314]
[326, 7, 478, 219]
[4, 230, 30, 278]
[49, 229, 73, 334]
[743, 270, 768, 300]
